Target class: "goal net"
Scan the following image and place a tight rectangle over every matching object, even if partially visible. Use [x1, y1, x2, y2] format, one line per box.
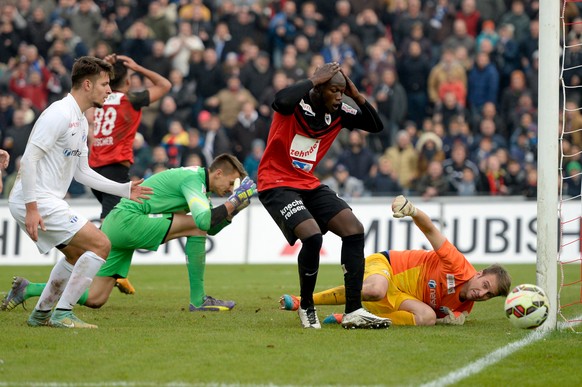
[555, 0, 582, 331]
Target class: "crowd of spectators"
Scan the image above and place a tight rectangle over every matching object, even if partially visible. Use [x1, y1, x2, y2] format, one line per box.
[0, 0, 581, 200]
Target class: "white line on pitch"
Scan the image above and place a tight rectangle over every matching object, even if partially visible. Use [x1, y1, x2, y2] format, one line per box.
[419, 318, 582, 387]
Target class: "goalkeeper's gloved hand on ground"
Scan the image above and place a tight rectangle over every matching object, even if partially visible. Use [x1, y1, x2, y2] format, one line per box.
[228, 176, 257, 210]
[435, 307, 468, 325]
[392, 195, 417, 218]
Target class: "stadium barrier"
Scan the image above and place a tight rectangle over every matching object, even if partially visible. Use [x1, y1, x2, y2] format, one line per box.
[0, 197, 574, 265]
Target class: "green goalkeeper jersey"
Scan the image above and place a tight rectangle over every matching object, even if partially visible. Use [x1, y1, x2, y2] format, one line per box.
[116, 166, 216, 232]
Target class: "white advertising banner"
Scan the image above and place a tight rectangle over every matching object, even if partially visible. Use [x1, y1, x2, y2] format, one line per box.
[0, 198, 578, 266]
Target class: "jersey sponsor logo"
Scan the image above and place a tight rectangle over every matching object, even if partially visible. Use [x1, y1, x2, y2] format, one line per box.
[325, 113, 331, 125]
[292, 160, 313, 172]
[148, 214, 163, 218]
[428, 279, 437, 308]
[93, 136, 114, 147]
[279, 199, 306, 220]
[63, 148, 82, 157]
[299, 99, 315, 116]
[69, 121, 81, 128]
[446, 274, 456, 294]
[290, 134, 319, 161]
[103, 93, 123, 105]
[341, 103, 357, 115]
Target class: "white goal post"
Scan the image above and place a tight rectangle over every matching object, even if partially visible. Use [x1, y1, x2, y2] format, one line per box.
[537, 0, 560, 331]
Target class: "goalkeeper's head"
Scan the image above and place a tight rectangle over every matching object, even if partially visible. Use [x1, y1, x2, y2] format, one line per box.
[208, 154, 248, 196]
[460, 264, 512, 302]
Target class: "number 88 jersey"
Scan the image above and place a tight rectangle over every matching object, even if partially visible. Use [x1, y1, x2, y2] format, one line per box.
[89, 90, 149, 168]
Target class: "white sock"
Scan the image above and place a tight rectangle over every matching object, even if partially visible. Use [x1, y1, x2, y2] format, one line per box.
[55, 251, 105, 311]
[35, 257, 74, 311]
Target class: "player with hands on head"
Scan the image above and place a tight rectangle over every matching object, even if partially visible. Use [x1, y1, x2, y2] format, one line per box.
[280, 195, 512, 326]
[3, 154, 256, 314]
[258, 62, 391, 329]
[89, 53, 171, 295]
[6, 56, 153, 329]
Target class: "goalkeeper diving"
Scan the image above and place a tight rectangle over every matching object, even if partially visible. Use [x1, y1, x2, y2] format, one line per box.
[2, 154, 257, 315]
[280, 195, 512, 326]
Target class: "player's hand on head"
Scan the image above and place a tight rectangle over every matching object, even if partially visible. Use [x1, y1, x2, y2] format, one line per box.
[116, 55, 138, 70]
[129, 179, 153, 204]
[340, 69, 359, 99]
[310, 62, 341, 86]
[392, 195, 417, 218]
[228, 176, 257, 208]
[104, 53, 117, 64]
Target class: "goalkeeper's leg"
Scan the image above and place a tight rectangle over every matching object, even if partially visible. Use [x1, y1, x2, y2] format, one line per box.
[185, 236, 207, 307]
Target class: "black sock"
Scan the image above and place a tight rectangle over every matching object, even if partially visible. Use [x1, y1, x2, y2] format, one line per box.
[298, 233, 322, 309]
[341, 233, 365, 313]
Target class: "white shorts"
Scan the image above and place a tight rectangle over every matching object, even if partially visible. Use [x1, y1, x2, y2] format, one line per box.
[9, 198, 88, 254]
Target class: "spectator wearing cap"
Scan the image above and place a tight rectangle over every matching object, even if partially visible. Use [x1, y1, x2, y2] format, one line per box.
[476, 20, 499, 52]
[565, 161, 582, 197]
[199, 111, 231, 167]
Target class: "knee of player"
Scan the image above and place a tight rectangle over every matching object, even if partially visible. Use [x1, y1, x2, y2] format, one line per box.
[415, 309, 437, 326]
[362, 283, 385, 301]
[84, 298, 106, 309]
[94, 235, 111, 258]
[301, 233, 323, 249]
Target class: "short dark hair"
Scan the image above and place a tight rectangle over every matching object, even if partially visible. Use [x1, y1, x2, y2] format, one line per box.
[109, 60, 129, 90]
[483, 264, 512, 297]
[71, 56, 114, 89]
[209, 154, 247, 178]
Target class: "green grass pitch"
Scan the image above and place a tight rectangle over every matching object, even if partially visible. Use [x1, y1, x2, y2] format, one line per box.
[0, 264, 580, 386]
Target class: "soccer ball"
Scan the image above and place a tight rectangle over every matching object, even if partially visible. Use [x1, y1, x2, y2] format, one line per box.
[504, 284, 550, 329]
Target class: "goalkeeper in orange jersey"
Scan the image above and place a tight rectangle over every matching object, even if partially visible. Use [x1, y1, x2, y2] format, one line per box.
[280, 195, 512, 326]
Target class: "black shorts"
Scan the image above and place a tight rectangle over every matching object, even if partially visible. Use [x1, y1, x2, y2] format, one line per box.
[258, 185, 351, 245]
[91, 163, 130, 220]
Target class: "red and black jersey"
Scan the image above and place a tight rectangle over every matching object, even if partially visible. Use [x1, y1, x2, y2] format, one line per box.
[258, 79, 383, 191]
[89, 90, 149, 168]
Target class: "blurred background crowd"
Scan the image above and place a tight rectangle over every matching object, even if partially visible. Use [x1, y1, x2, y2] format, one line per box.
[1, 0, 581, 200]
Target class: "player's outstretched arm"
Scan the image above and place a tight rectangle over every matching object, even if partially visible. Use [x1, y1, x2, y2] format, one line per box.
[392, 195, 445, 251]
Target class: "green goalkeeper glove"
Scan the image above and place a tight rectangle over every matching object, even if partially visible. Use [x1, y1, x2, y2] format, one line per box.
[228, 176, 257, 209]
[392, 195, 417, 218]
[435, 307, 468, 325]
